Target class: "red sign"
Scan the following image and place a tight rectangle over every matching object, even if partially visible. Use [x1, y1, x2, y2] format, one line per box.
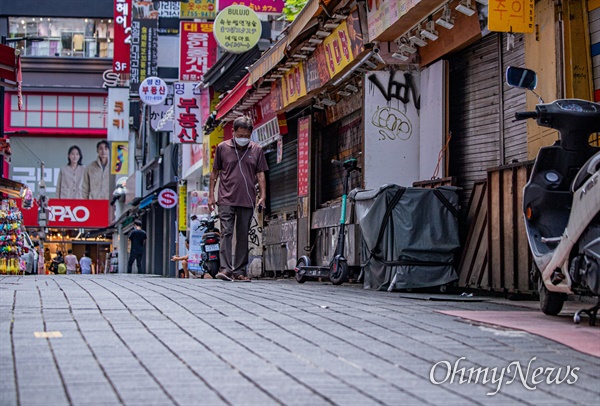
[179, 21, 216, 81]
[19, 199, 109, 228]
[297, 117, 310, 197]
[113, 0, 132, 73]
[158, 189, 178, 209]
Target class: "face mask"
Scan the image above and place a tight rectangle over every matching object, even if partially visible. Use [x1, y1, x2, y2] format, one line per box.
[234, 137, 250, 147]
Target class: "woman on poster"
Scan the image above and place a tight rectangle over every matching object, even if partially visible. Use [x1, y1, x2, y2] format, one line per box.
[56, 145, 85, 199]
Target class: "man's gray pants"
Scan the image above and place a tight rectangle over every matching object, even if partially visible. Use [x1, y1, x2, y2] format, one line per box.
[218, 205, 254, 278]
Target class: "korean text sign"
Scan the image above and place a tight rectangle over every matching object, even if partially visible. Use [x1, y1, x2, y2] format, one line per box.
[179, 22, 217, 82]
[297, 117, 310, 197]
[213, 5, 262, 54]
[218, 0, 284, 13]
[114, 0, 132, 73]
[173, 82, 202, 143]
[107, 88, 130, 141]
[488, 0, 535, 33]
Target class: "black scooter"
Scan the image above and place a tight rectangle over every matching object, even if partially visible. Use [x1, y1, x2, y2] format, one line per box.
[295, 158, 361, 285]
[507, 66, 600, 324]
[195, 214, 220, 278]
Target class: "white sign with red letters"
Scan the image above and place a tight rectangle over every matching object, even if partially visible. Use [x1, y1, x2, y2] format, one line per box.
[173, 82, 202, 143]
[158, 188, 178, 209]
[139, 76, 168, 105]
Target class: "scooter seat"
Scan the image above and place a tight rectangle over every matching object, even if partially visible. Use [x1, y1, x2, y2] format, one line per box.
[571, 151, 600, 193]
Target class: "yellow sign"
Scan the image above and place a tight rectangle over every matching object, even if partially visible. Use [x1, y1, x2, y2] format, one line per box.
[488, 0, 535, 33]
[213, 5, 262, 54]
[281, 62, 307, 106]
[180, 0, 217, 19]
[110, 142, 128, 175]
[178, 182, 187, 232]
[203, 125, 224, 176]
[322, 21, 355, 78]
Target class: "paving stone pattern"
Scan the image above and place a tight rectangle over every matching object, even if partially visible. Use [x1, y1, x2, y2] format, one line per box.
[1, 275, 599, 405]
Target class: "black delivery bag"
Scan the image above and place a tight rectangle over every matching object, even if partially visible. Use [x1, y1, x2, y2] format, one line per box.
[351, 184, 460, 291]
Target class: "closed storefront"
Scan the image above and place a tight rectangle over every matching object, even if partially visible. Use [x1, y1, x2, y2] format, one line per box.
[449, 32, 527, 207]
[591, 1, 600, 102]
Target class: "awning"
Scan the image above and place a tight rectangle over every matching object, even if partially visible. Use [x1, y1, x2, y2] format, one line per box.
[0, 177, 25, 198]
[247, 0, 322, 85]
[215, 73, 252, 120]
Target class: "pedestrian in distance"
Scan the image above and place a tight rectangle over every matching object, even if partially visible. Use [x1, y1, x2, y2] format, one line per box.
[208, 116, 268, 282]
[82, 140, 110, 200]
[56, 145, 85, 199]
[80, 251, 93, 274]
[127, 220, 147, 274]
[64, 249, 79, 275]
[171, 238, 189, 278]
[50, 250, 64, 274]
[44, 248, 52, 273]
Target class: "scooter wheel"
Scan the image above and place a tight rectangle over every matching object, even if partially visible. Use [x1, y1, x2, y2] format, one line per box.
[329, 259, 348, 286]
[574, 314, 581, 324]
[206, 261, 219, 278]
[295, 257, 309, 284]
[538, 278, 565, 316]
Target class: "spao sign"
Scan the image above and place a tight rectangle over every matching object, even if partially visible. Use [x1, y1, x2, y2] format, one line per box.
[48, 205, 90, 223]
[18, 199, 110, 228]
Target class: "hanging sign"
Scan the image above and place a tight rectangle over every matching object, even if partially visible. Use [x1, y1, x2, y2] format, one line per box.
[139, 76, 167, 105]
[179, 21, 217, 81]
[113, 0, 132, 73]
[218, 0, 284, 13]
[158, 188, 178, 209]
[213, 5, 262, 54]
[110, 142, 129, 175]
[178, 182, 187, 231]
[297, 117, 310, 197]
[107, 88, 130, 141]
[488, 0, 535, 33]
[180, 0, 217, 19]
[173, 82, 202, 143]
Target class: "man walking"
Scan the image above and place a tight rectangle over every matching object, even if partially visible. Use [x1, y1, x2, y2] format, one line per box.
[64, 249, 79, 275]
[127, 220, 147, 274]
[80, 251, 93, 274]
[208, 116, 268, 282]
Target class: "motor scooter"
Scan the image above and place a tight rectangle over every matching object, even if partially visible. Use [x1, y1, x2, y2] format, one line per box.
[194, 214, 221, 278]
[295, 158, 361, 285]
[506, 66, 600, 325]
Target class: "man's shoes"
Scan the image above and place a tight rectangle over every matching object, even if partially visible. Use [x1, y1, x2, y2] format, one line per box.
[215, 271, 233, 281]
[234, 275, 251, 282]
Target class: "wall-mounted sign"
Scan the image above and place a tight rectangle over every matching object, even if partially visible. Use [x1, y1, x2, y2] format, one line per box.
[158, 188, 178, 209]
[297, 117, 310, 197]
[180, 0, 217, 19]
[213, 5, 262, 54]
[173, 82, 202, 143]
[130, 18, 159, 94]
[178, 182, 187, 231]
[179, 21, 217, 82]
[488, 0, 535, 34]
[111, 142, 129, 175]
[219, 0, 284, 13]
[107, 88, 130, 141]
[139, 76, 167, 105]
[113, 0, 132, 74]
[19, 199, 109, 228]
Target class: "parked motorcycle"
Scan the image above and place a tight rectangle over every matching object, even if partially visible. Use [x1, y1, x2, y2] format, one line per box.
[506, 66, 600, 325]
[194, 214, 221, 278]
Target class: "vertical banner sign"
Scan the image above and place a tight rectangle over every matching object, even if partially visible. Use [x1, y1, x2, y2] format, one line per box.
[179, 22, 217, 81]
[107, 88, 130, 141]
[173, 82, 202, 143]
[178, 182, 187, 232]
[297, 117, 310, 197]
[111, 142, 129, 175]
[157, 1, 181, 35]
[114, 0, 132, 74]
[488, 0, 535, 33]
[130, 6, 158, 94]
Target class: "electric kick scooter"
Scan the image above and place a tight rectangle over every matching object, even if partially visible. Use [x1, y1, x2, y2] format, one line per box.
[295, 158, 361, 285]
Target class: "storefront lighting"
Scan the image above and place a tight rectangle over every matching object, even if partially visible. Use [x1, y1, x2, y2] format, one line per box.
[399, 43, 417, 54]
[337, 90, 351, 97]
[321, 97, 336, 106]
[323, 22, 340, 30]
[270, 74, 283, 78]
[313, 103, 325, 110]
[475, 0, 488, 4]
[301, 46, 316, 52]
[436, 5, 455, 30]
[293, 53, 308, 59]
[264, 78, 276, 82]
[308, 38, 323, 45]
[331, 13, 347, 21]
[345, 84, 358, 93]
[316, 30, 331, 38]
[456, 0, 476, 16]
[364, 59, 377, 69]
[409, 33, 427, 47]
[277, 67, 289, 71]
[421, 21, 439, 41]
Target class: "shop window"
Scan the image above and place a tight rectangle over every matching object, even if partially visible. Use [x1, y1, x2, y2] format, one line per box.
[9, 94, 107, 129]
[7, 17, 114, 58]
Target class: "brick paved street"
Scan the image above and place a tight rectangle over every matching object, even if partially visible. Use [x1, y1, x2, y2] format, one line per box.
[1, 275, 599, 405]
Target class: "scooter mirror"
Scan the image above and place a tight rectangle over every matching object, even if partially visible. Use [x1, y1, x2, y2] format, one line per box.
[506, 66, 537, 90]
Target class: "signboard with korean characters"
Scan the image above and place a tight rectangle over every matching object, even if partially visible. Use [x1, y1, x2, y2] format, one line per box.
[173, 82, 202, 143]
[113, 0, 132, 74]
[180, 0, 217, 19]
[139, 76, 168, 105]
[130, 17, 158, 94]
[218, 0, 284, 13]
[488, 0, 535, 33]
[107, 88, 130, 141]
[213, 5, 262, 54]
[179, 21, 217, 82]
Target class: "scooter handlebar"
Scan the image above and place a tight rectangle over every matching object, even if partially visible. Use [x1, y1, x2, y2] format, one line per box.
[515, 111, 539, 120]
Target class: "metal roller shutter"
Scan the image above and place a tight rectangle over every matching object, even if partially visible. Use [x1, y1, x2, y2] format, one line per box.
[590, 2, 600, 102]
[266, 139, 298, 214]
[449, 32, 526, 207]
